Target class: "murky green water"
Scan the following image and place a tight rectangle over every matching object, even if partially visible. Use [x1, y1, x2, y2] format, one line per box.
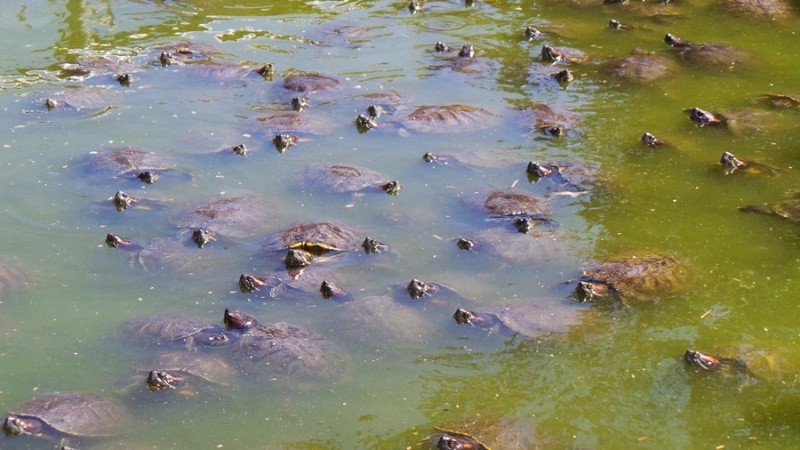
[2, 0, 800, 448]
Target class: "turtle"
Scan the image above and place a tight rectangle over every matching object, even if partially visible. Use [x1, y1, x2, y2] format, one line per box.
[119, 312, 232, 350]
[299, 164, 399, 194]
[481, 190, 554, 218]
[664, 34, 749, 68]
[573, 254, 689, 303]
[283, 73, 341, 93]
[328, 295, 433, 351]
[254, 111, 336, 136]
[755, 92, 800, 109]
[179, 61, 270, 81]
[720, 0, 794, 19]
[29, 86, 119, 115]
[525, 160, 599, 192]
[2, 393, 129, 440]
[514, 103, 580, 138]
[472, 225, 574, 264]
[719, 151, 780, 176]
[79, 147, 188, 182]
[641, 132, 670, 147]
[685, 343, 800, 384]
[429, 415, 539, 450]
[238, 266, 353, 302]
[401, 105, 501, 134]
[138, 351, 236, 395]
[714, 108, 785, 134]
[434, 44, 497, 74]
[452, 300, 589, 339]
[57, 54, 144, 81]
[265, 221, 361, 255]
[603, 51, 677, 84]
[0, 258, 31, 298]
[739, 194, 800, 222]
[232, 321, 350, 384]
[105, 233, 225, 274]
[169, 195, 274, 239]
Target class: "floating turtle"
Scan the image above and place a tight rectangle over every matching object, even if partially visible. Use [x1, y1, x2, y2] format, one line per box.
[169, 195, 274, 239]
[604, 51, 677, 84]
[328, 295, 433, 351]
[401, 105, 500, 134]
[685, 343, 800, 384]
[719, 151, 780, 176]
[540, 45, 590, 65]
[453, 300, 588, 339]
[255, 111, 336, 136]
[755, 92, 800, 109]
[232, 321, 350, 384]
[300, 164, 399, 194]
[715, 108, 784, 134]
[481, 190, 554, 218]
[434, 44, 497, 74]
[2, 393, 129, 440]
[430, 415, 538, 450]
[574, 254, 689, 302]
[105, 233, 224, 273]
[472, 225, 573, 264]
[665, 34, 749, 68]
[739, 194, 800, 222]
[265, 222, 361, 255]
[514, 103, 579, 137]
[138, 352, 236, 395]
[120, 312, 231, 350]
[525, 160, 599, 192]
[80, 147, 187, 182]
[283, 73, 341, 93]
[29, 86, 119, 115]
[178, 61, 270, 81]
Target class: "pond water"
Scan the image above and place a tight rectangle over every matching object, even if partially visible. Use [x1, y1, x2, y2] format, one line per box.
[2, 0, 800, 448]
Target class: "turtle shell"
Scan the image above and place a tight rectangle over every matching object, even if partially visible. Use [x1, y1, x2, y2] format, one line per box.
[604, 54, 677, 84]
[475, 301, 588, 339]
[721, 0, 794, 19]
[432, 415, 538, 450]
[169, 195, 274, 239]
[120, 313, 225, 349]
[672, 43, 749, 68]
[717, 108, 783, 134]
[402, 105, 500, 134]
[34, 86, 119, 113]
[711, 343, 800, 383]
[756, 93, 800, 109]
[482, 190, 554, 217]
[473, 226, 574, 264]
[301, 164, 394, 194]
[580, 254, 689, 301]
[255, 111, 335, 136]
[283, 73, 340, 93]
[739, 199, 800, 221]
[515, 103, 579, 136]
[328, 295, 433, 351]
[81, 147, 181, 179]
[148, 352, 235, 388]
[6, 393, 128, 438]
[265, 221, 360, 255]
[233, 322, 350, 383]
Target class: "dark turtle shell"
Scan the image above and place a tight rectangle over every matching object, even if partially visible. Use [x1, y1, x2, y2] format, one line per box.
[515, 103, 579, 137]
[686, 343, 800, 383]
[482, 190, 554, 217]
[120, 313, 228, 349]
[5, 393, 128, 438]
[169, 195, 274, 239]
[33, 86, 119, 114]
[739, 198, 800, 221]
[300, 164, 396, 194]
[577, 254, 689, 302]
[402, 105, 500, 134]
[756, 93, 800, 109]
[720, 0, 794, 19]
[716, 108, 784, 135]
[233, 322, 350, 383]
[146, 352, 235, 389]
[283, 73, 340, 93]
[672, 42, 749, 68]
[472, 226, 574, 264]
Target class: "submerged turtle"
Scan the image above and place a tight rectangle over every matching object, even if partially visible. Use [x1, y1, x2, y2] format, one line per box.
[233, 321, 350, 384]
[105, 233, 224, 273]
[685, 343, 800, 384]
[453, 300, 588, 339]
[720, 0, 794, 19]
[283, 73, 340, 93]
[540, 45, 589, 65]
[402, 105, 500, 134]
[604, 51, 677, 84]
[179, 61, 271, 81]
[515, 103, 580, 137]
[0, 258, 30, 298]
[719, 151, 780, 176]
[434, 44, 496, 74]
[169, 195, 274, 239]
[481, 190, 554, 218]
[472, 225, 574, 264]
[139, 352, 235, 395]
[430, 415, 538, 450]
[328, 295, 433, 351]
[2, 393, 128, 440]
[265, 221, 360, 254]
[756, 92, 800, 109]
[739, 194, 800, 222]
[255, 111, 335, 136]
[300, 164, 400, 194]
[574, 254, 689, 303]
[30, 86, 119, 115]
[80, 147, 186, 181]
[715, 108, 785, 134]
[120, 312, 231, 350]
[525, 160, 599, 192]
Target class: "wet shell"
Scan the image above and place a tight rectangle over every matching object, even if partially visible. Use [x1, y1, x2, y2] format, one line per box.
[483, 190, 553, 217]
[301, 164, 394, 193]
[81, 147, 180, 179]
[120, 313, 219, 348]
[673, 43, 749, 68]
[266, 221, 360, 252]
[402, 105, 500, 134]
[581, 254, 689, 301]
[283, 73, 340, 93]
[328, 295, 433, 351]
[473, 227, 574, 264]
[721, 0, 794, 19]
[37, 86, 119, 112]
[7, 393, 129, 438]
[432, 415, 539, 450]
[604, 54, 677, 83]
[148, 352, 235, 387]
[255, 111, 335, 136]
[169, 195, 274, 238]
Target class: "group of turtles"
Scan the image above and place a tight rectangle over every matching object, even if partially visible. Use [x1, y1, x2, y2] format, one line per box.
[4, 0, 800, 447]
